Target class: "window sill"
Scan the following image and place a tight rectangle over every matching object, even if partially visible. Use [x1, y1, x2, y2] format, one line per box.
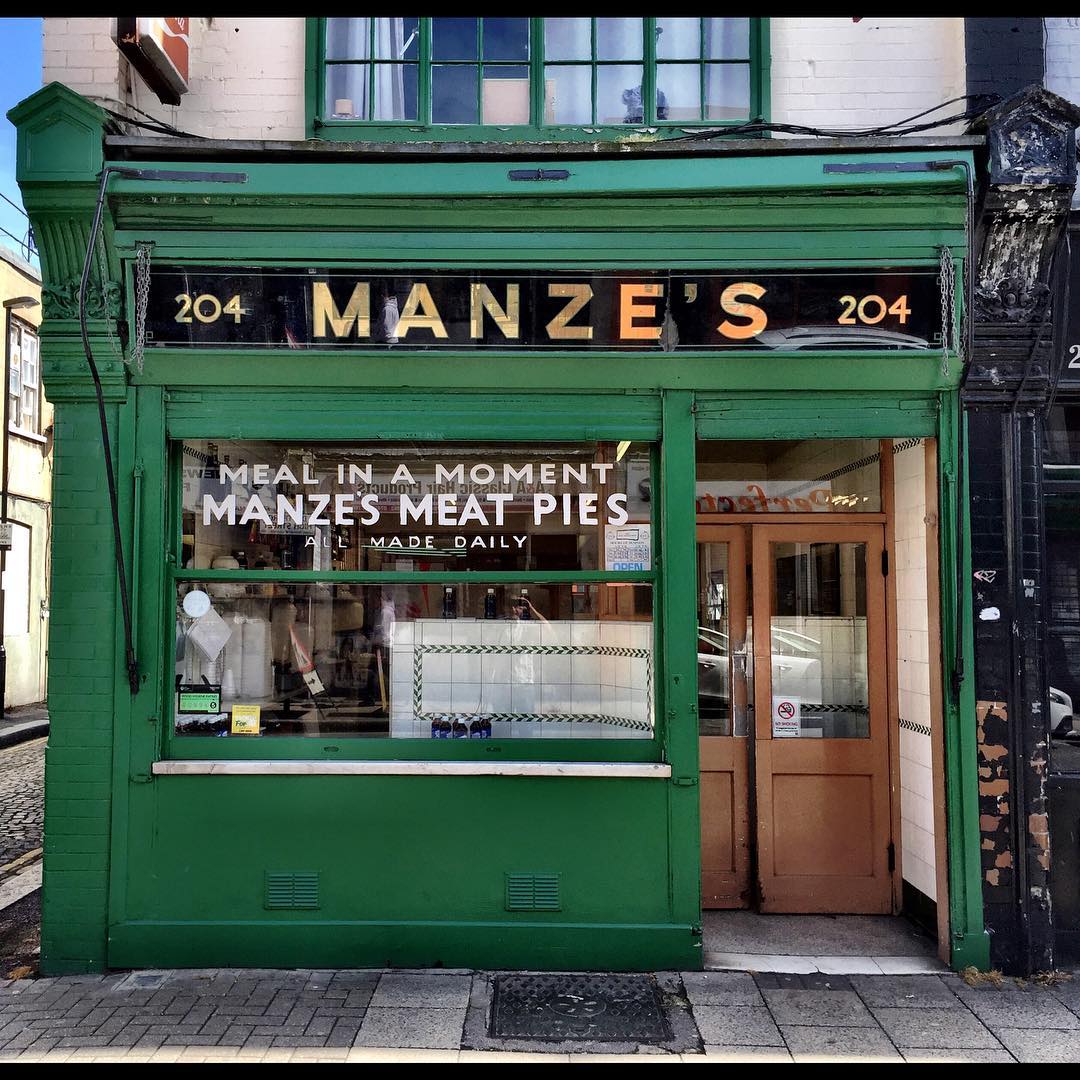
[8, 427, 46, 445]
[152, 759, 671, 778]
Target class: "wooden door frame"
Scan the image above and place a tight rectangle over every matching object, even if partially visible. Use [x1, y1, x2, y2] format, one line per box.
[697, 524, 752, 909]
[750, 522, 894, 913]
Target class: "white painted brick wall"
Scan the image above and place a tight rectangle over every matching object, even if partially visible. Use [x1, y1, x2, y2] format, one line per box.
[772, 17, 968, 134]
[1045, 17, 1080, 208]
[42, 17, 306, 140]
[43, 17, 968, 142]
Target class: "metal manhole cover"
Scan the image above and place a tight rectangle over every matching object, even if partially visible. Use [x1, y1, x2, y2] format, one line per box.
[490, 974, 671, 1042]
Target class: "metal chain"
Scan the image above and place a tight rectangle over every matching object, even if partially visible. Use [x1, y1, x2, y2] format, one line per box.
[131, 242, 154, 374]
[939, 244, 957, 375]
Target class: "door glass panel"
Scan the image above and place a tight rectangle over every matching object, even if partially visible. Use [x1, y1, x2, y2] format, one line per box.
[771, 541, 869, 739]
[698, 543, 730, 736]
[697, 541, 751, 736]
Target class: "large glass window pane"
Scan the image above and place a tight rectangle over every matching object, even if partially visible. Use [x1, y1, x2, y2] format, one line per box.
[657, 64, 701, 122]
[545, 18, 591, 60]
[597, 64, 644, 124]
[182, 440, 653, 574]
[696, 439, 883, 514]
[325, 17, 370, 61]
[174, 581, 654, 740]
[771, 542, 869, 739]
[433, 17, 478, 60]
[374, 16, 419, 59]
[1047, 403, 1080, 464]
[374, 65, 418, 121]
[483, 18, 529, 61]
[545, 65, 592, 124]
[698, 543, 731, 735]
[482, 65, 531, 124]
[596, 17, 642, 60]
[657, 18, 700, 60]
[432, 64, 479, 123]
[705, 18, 750, 59]
[705, 64, 751, 120]
[325, 66, 369, 120]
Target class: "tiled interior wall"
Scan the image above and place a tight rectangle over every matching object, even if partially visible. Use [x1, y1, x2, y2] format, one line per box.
[893, 438, 938, 902]
[390, 619, 653, 740]
[769, 438, 882, 507]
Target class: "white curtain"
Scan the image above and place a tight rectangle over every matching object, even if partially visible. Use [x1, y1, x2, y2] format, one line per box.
[324, 18, 409, 120]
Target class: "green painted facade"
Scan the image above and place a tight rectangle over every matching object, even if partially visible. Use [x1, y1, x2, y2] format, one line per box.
[10, 83, 989, 974]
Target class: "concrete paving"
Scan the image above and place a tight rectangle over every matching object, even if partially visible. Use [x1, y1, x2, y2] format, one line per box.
[0, 705, 48, 751]
[0, 967, 1077, 1061]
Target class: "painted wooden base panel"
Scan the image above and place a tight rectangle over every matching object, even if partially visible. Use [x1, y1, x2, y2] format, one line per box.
[105, 922, 700, 973]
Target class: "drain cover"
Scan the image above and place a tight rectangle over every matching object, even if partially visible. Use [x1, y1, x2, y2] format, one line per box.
[490, 974, 671, 1042]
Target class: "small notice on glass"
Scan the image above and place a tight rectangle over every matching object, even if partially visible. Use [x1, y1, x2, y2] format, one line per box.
[604, 524, 652, 571]
[772, 696, 801, 738]
[230, 705, 261, 736]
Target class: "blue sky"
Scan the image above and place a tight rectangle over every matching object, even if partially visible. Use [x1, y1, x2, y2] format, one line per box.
[0, 18, 42, 266]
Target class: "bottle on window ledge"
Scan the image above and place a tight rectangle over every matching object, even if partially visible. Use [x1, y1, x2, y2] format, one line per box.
[484, 587, 498, 619]
[442, 585, 457, 619]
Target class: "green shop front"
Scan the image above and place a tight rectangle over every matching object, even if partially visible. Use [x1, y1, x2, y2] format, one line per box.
[11, 85, 989, 974]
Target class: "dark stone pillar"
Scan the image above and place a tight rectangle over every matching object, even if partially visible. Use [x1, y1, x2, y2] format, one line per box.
[966, 86, 1080, 974]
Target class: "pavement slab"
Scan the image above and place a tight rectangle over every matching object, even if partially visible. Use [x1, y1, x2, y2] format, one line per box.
[994, 1028, 1080, 1063]
[368, 973, 472, 1010]
[692, 1005, 784, 1047]
[779, 1023, 902, 1062]
[957, 988, 1080, 1030]
[848, 975, 961, 1009]
[871, 1005, 1006, 1050]
[681, 971, 763, 1007]
[355, 1006, 467, 1049]
[762, 989, 879, 1028]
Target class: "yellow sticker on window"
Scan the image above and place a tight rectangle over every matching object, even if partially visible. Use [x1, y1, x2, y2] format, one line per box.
[231, 704, 261, 735]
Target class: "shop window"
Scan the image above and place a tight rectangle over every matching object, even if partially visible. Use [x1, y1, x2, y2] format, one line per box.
[7, 318, 39, 436]
[695, 438, 884, 514]
[314, 17, 766, 138]
[173, 440, 655, 741]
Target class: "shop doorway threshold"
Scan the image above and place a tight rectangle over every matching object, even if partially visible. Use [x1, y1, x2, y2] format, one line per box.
[703, 910, 946, 975]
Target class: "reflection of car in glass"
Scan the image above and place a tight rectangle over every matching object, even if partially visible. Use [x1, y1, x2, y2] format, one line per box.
[1051, 686, 1076, 737]
[697, 626, 823, 720]
[757, 326, 931, 351]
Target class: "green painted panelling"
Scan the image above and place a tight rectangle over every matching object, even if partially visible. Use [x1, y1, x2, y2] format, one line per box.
[695, 392, 941, 438]
[124, 776, 670, 924]
[164, 390, 662, 440]
[106, 152, 972, 200]
[141, 354, 958, 396]
[108, 921, 698, 972]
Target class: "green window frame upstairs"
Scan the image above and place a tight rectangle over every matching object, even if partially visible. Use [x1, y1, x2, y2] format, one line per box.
[306, 16, 769, 141]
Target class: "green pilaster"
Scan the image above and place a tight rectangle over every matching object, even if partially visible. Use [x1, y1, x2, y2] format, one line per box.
[661, 391, 702, 943]
[9, 84, 131, 973]
[939, 394, 991, 970]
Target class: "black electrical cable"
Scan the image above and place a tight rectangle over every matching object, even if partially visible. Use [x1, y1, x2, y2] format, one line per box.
[663, 95, 999, 144]
[79, 166, 140, 697]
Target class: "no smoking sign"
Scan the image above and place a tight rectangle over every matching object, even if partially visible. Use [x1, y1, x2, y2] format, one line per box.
[772, 695, 801, 738]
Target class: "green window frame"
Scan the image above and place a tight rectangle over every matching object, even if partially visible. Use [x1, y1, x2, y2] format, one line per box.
[162, 433, 663, 762]
[306, 16, 769, 142]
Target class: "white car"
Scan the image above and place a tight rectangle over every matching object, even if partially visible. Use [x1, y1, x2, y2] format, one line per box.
[698, 625, 824, 723]
[1051, 686, 1076, 737]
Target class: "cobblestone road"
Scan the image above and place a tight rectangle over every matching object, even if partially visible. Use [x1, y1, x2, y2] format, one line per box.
[1, 969, 1080, 1062]
[0, 739, 44, 868]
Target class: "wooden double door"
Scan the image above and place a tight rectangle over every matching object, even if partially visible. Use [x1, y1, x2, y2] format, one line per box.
[698, 523, 893, 914]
